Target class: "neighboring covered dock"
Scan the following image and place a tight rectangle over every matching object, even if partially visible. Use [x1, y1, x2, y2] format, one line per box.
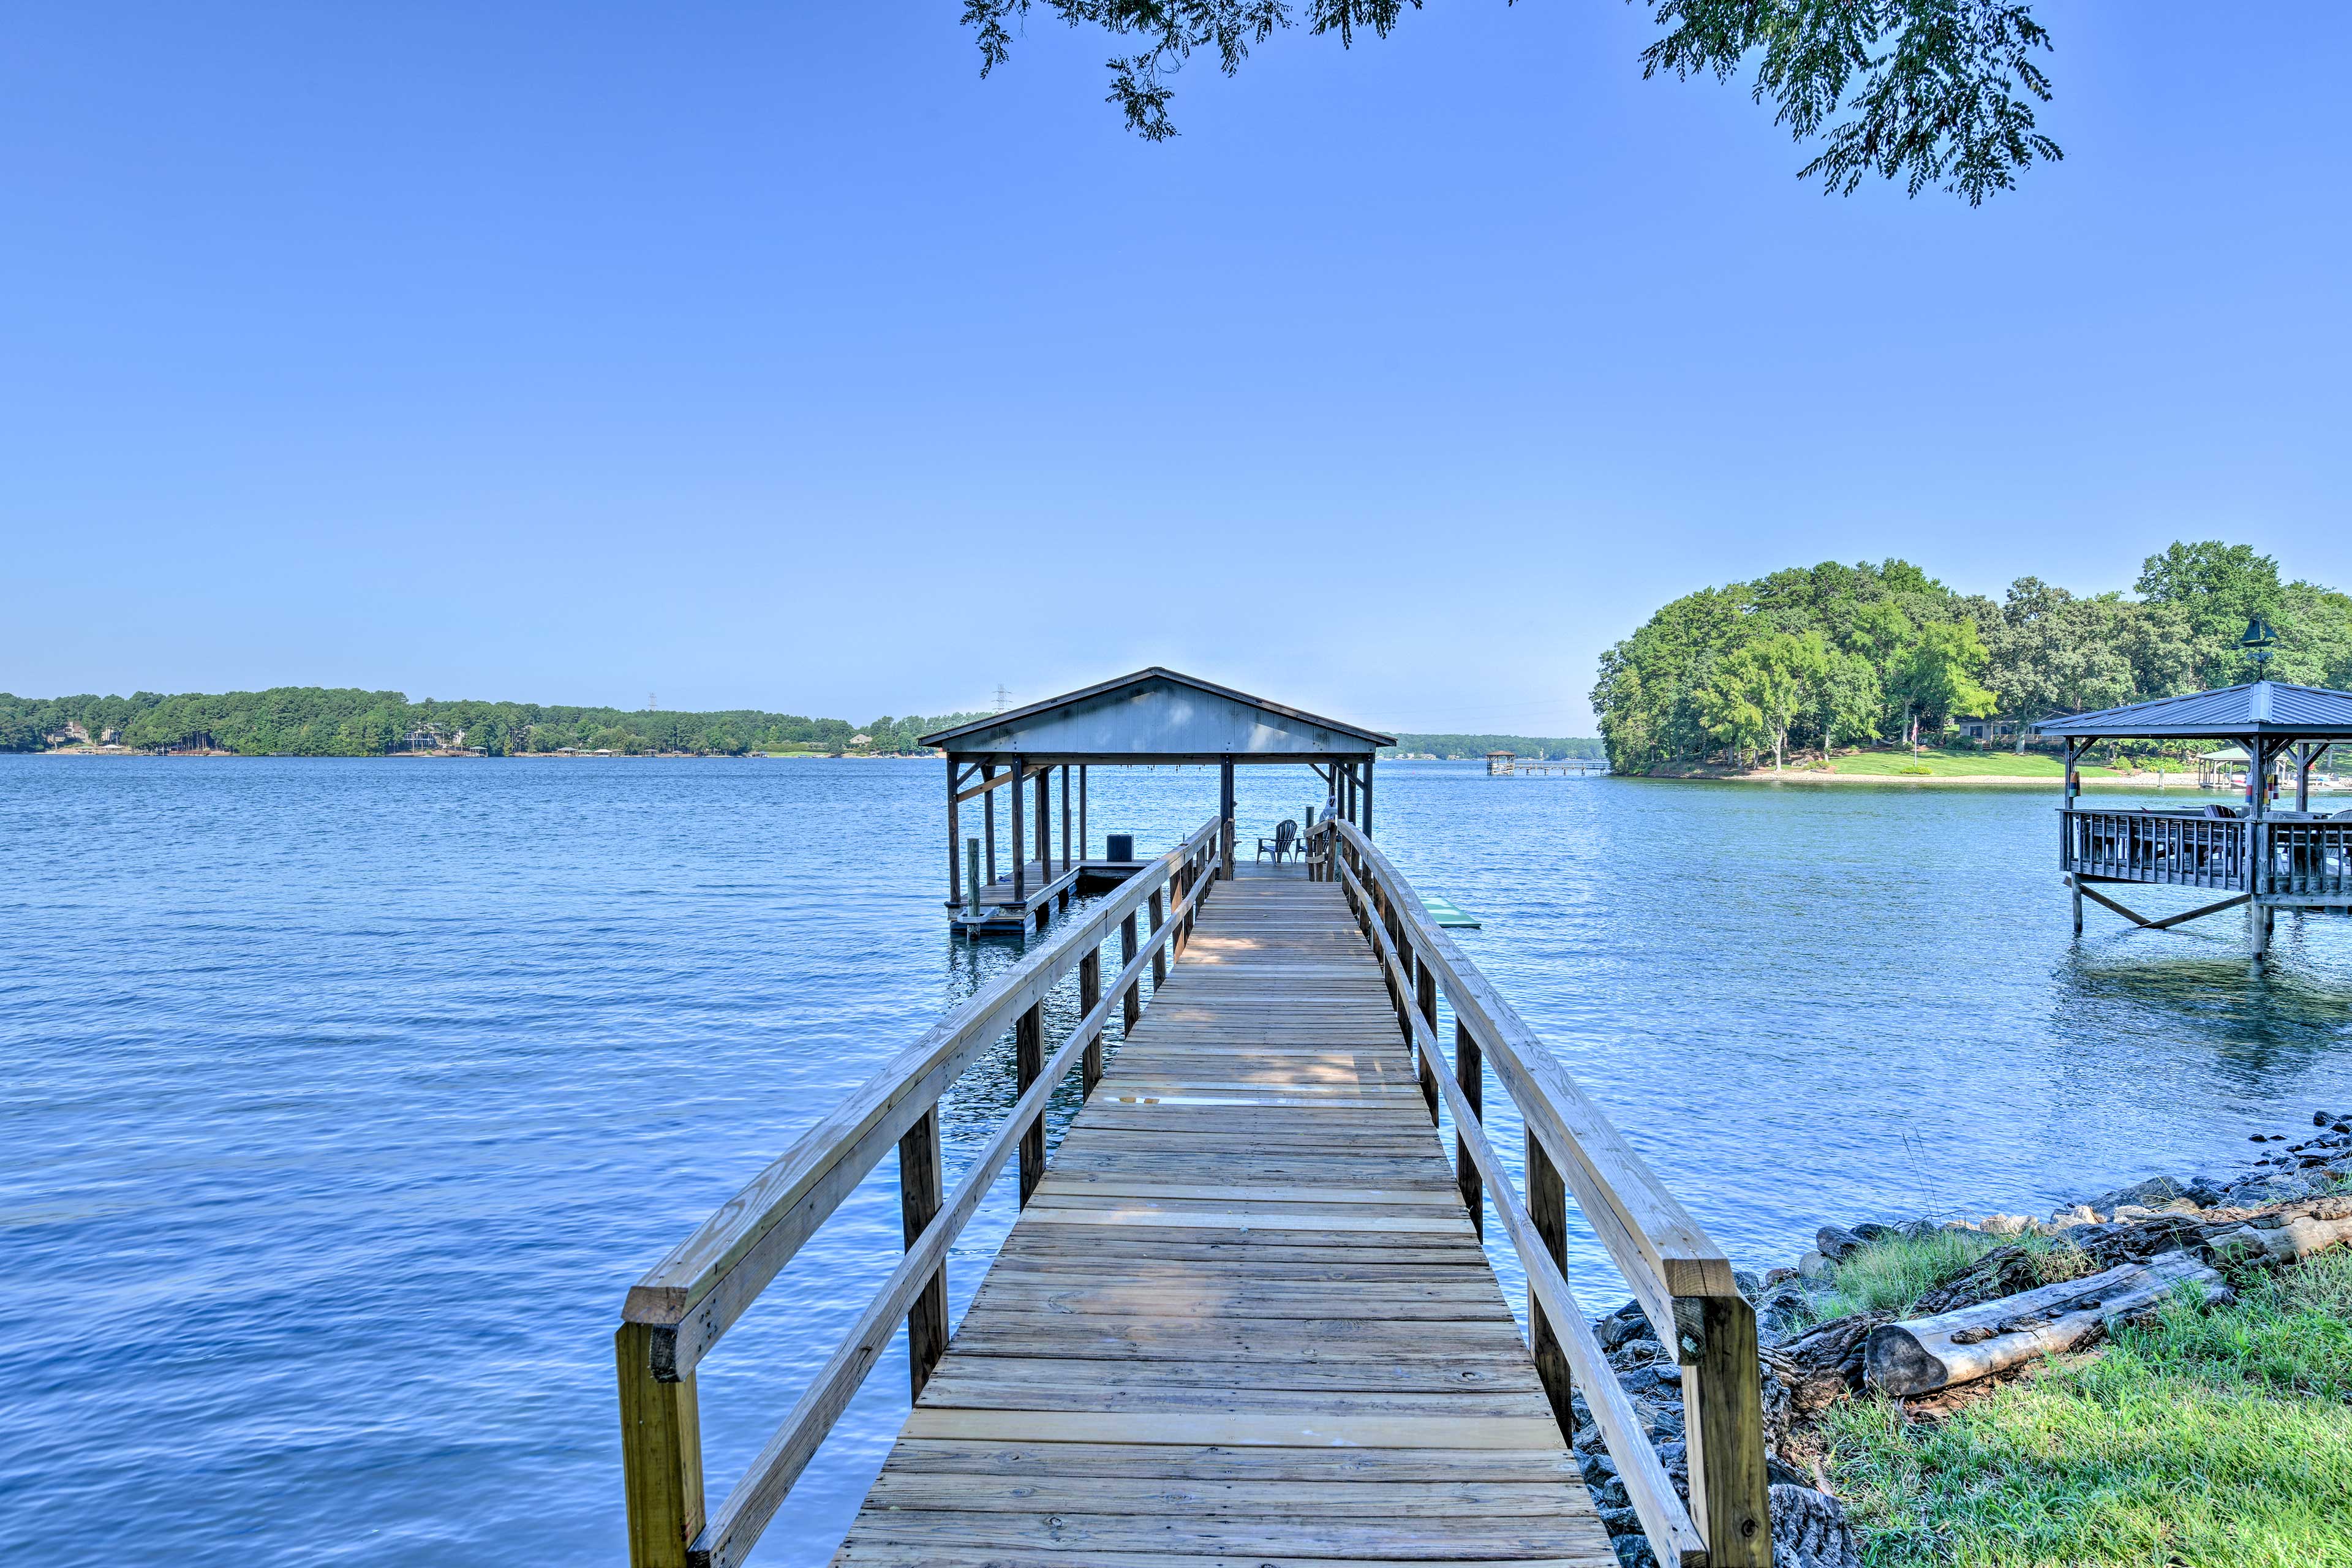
[2034, 679, 2352, 952]
[920, 669, 1395, 933]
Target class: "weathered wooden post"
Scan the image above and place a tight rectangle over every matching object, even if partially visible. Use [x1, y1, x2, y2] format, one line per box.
[1060, 764, 1072, 873]
[965, 839, 982, 919]
[1523, 1133, 1574, 1438]
[1685, 1294, 1773, 1568]
[1079, 945, 1104, 1098]
[1219, 755, 1236, 880]
[898, 1108, 949, 1396]
[981, 763, 997, 885]
[1361, 756, 1374, 837]
[2063, 739, 2086, 935]
[1455, 1019, 1482, 1238]
[946, 763, 962, 907]
[2250, 736, 2272, 956]
[1009, 758, 1026, 905]
[1016, 1001, 1045, 1202]
[1078, 764, 1088, 861]
[1120, 910, 1140, 1035]
[1414, 965, 1440, 1125]
[1148, 888, 1167, 987]
[616, 1324, 704, 1568]
[1044, 764, 1057, 874]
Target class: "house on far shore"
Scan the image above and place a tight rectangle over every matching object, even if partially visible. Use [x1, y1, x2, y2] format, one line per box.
[1954, 718, 2026, 744]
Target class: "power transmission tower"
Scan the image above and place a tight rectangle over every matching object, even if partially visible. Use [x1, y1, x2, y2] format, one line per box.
[993, 684, 1012, 713]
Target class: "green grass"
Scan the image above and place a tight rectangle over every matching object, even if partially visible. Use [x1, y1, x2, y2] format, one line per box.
[1802, 1229, 2007, 1324]
[1825, 750, 2144, 779]
[1820, 1253, 2352, 1567]
[1801, 1229, 2095, 1327]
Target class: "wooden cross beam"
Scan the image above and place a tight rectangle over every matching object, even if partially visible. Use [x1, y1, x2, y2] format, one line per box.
[2069, 876, 2252, 932]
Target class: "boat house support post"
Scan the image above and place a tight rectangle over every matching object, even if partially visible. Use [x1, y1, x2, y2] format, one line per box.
[982, 764, 997, 887]
[2063, 737, 2093, 935]
[945, 762, 963, 908]
[1218, 756, 1236, 880]
[1010, 756, 1027, 906]
[1078, 765, 1088, 862]
[1361, 755, 1375, 838]
[1060, 764, 1072, 874]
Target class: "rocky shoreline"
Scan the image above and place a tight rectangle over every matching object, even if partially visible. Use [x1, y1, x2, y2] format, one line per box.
[1579, 1107, 2352, 1568]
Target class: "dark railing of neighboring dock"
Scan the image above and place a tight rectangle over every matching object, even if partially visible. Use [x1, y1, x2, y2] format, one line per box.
[614, 816, 1223, 1568]
[2061, 807, 2352, 935]
[1306, 816, 1769, 1567]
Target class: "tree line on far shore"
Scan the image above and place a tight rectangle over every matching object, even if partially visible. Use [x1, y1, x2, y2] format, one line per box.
[0, 688, 990, 758]
[1380, 734, 1604, 761]
[1593, 542, 2352, 774]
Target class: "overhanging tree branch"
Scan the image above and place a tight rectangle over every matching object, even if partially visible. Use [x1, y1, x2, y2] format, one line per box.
[962, 0, 2060, 201]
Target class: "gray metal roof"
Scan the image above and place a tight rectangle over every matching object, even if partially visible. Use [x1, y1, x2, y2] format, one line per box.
[2032, 680, 2352, 739]
[919, 668, 1395, 759]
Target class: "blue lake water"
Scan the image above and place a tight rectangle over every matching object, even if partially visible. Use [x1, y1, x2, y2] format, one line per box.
[5, 756, 2348, 1566]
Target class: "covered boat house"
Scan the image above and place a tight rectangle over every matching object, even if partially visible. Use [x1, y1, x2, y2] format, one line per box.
[920, 669, 1394, 933]
[2034, 679, 2352, 952]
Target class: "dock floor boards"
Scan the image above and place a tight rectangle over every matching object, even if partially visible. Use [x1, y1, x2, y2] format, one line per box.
[835, 877, 1612, 1567]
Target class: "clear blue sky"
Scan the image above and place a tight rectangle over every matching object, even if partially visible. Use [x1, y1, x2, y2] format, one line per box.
[5, 2, 2346, 734]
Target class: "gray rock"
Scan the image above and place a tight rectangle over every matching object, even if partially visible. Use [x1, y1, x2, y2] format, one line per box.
[1732, 1268, 1763, 1301]
[1815, 1224, 1866, 1261]
[1597, 1298, 1657, 1352]
[1579, 1451, 1618, 1487]
[1797, 1248, 1831, 1280]
[2318, 1110, 2337, 1126]
[1612, 1532, 1658, 1568]
[1590, 1475, 1630, 1510]
[1597, 1503, 1641, 1536]
[1850, 1221, 1899, 1243]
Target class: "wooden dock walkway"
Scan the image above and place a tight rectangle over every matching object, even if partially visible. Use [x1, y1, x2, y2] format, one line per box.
[835, 875, 1612, 1565]
[618, 816, 1766, 1568]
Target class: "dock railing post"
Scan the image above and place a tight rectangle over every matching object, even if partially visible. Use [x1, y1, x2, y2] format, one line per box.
[1120, 910, 1141, 1035]
[1148, 888, 1167, 988]
[1015, 1001, 1045, 1202]
[965, 839, 982, 919]
[897, 1107, 949, 1397]
[1079, 946, 1104, 1098]
[1455, 1019, 1482, 1238]
[1523, 1131, 1575, 1439]
[1686, 1294, 1773, 1567]
[1414, 965, 1439, 1125]
[616, 1324, 704, 1568]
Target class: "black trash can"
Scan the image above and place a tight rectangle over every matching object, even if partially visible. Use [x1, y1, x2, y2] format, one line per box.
[1106, 832, 1134, 862]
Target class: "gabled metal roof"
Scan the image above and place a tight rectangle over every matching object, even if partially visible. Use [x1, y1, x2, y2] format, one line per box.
[2032, 680, 2352, 739]
[919, 668, 1394, 758]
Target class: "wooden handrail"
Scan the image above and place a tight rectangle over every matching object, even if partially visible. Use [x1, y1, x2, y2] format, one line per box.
[617, 816, 1223, 1568]
[1317, 817, 1770, 1567]
[1319, 820, 1735, 1311]
[1336, 851, 1706, 1566]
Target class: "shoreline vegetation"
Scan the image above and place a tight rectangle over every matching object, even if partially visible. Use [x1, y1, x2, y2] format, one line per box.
[1594, 541, 2352, 779]
[1583, 1114, 2352, 1567]
[2, 688, 1604, 764]
[0, 687, 991, 758]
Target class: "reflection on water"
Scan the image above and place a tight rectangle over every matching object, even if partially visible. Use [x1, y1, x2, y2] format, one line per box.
[2, 758, 2346, 1568]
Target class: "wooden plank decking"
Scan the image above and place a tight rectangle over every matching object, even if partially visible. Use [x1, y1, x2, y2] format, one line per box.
[834, 876, 1611, 1567]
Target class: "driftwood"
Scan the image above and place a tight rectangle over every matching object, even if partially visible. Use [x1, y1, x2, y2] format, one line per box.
[1774, 1311, 1891, 1411]
[1864, 1251, 2229, 1398]
[2207, 1213, 2352, 1267]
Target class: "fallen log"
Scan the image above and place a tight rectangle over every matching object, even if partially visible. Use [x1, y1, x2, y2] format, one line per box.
[2207, 1213, 2352, 1267]
[1864, 1251, 2229, 1397]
